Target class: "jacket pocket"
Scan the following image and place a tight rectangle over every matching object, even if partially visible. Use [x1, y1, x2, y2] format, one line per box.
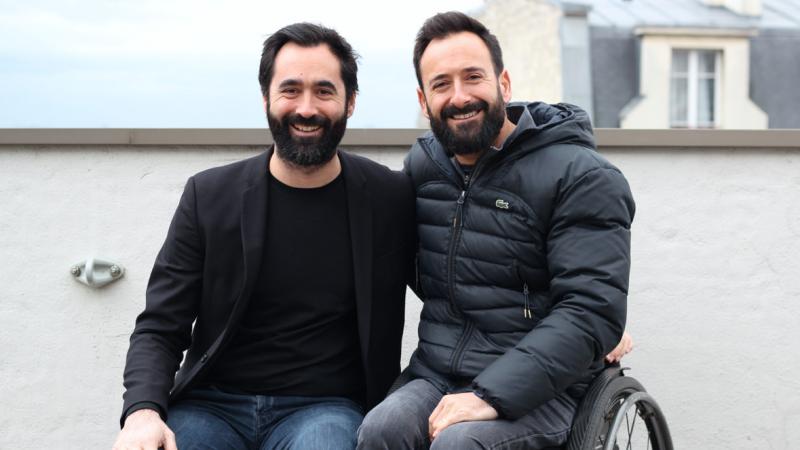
[514, 260, 550, 320]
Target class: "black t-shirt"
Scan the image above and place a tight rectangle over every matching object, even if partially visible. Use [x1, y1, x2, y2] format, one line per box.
[204, 172, 364, 401]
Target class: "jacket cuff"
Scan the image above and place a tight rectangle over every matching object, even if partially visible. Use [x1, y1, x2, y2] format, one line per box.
[471, 383, 508, 419]
[121, 401, 166, 428]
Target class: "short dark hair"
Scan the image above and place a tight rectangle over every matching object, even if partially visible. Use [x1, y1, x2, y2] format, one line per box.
[258, 23, 359, 102]
[413, 11, 504, 89]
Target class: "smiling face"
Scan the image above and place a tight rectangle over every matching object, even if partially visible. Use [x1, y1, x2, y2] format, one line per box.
[266, 42, 354, 168]
[417, 31, 512, 161]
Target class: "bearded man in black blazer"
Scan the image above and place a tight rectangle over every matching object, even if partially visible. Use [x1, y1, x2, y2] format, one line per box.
[113, 23, 415, 450]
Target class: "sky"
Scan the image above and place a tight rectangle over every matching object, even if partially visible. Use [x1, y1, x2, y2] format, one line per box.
[0, 0, 486, 129]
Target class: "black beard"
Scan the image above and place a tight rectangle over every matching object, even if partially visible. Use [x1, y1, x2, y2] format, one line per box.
[267, 108, 347, 168]
[428, 92, 505, 157]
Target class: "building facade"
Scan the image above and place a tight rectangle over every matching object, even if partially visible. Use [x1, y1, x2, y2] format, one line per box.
[475, 0, 800, 129]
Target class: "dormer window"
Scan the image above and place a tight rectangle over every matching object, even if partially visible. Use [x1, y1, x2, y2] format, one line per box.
[670, 49, 721, 128]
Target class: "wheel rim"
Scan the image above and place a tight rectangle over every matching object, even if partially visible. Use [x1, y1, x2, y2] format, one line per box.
[591, 388, 660, 450]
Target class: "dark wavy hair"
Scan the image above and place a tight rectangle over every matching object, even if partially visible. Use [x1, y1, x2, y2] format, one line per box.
[258, 23, 359, 102]
[413, 11, 504, 88]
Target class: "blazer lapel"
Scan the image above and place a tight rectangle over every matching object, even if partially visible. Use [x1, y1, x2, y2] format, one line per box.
[341, 151, 374, 370]
[238, 149, 270, 310]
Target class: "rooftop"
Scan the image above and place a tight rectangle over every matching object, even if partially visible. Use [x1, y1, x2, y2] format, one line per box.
[559, 0, 800, 29]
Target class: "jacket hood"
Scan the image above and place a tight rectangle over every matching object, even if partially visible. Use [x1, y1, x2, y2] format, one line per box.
[504, 101, 595, 153]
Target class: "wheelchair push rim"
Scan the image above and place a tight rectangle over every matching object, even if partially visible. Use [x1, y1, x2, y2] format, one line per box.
[566, 367, 673, 450]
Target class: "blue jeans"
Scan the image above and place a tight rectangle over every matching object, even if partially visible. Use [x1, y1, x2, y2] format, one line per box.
[167, 386, 363, 450]
[357, 378, 577, 450]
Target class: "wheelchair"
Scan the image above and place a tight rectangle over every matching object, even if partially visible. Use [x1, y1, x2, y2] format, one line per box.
[560, 364, 673, 450]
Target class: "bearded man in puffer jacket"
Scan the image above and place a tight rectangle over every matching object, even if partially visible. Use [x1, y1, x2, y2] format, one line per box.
[357, 11, 635, 450]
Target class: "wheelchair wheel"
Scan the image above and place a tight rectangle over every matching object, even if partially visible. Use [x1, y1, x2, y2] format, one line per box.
[567, 369, 672, 450]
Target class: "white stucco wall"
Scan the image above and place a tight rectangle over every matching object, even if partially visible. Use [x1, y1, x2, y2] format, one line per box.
[1, 141, 799, 449]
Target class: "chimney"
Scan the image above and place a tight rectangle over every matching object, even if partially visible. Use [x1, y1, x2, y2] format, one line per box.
[703, 0, 762, 17]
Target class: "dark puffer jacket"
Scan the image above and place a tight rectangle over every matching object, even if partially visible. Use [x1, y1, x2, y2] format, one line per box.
[404, 102, 635, 419]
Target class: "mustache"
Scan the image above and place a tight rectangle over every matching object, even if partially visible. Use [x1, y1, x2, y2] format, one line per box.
[285, 114, 329, 127]
[440, 100, 488, 120]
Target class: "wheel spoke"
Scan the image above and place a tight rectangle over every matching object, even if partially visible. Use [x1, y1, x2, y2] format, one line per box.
[625, 408, 637, 450]
[572, 375, 672, 450]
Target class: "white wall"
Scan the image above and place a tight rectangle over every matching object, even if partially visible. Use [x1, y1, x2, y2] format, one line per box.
[607, 147, 800, 448]
[1, 143, 799, 449]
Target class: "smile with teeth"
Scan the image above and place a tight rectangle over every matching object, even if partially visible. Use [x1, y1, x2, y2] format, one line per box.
[451, 110, 479, 120]
[292, 124, 322, 132]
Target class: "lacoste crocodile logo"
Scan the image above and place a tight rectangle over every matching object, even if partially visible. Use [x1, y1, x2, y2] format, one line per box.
[495, 199, 510, 210]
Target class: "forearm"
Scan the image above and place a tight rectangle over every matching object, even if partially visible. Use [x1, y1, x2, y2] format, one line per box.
[472, 292, 625, 419]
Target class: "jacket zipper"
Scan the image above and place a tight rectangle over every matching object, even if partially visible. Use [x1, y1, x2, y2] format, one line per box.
[446, 166, 485, 374]
[523, 282, 533, 319]
[450, 320, 474, 373]
[446, 189, 466, 310]
[417, 138, 496, 376]
[418, 140, 516, 375]
[447, 186, 470, 374]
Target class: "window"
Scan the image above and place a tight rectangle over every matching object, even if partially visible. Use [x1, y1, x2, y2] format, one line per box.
[670, 49, 721, 128]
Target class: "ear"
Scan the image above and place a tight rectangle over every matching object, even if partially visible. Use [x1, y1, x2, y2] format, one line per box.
[346, 94, 356, 118]
[499, 69, 512, 103]
[263, 95, 268, 113]
[417, 87, 430, 119]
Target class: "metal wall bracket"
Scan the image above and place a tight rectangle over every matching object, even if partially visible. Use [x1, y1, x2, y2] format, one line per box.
[70, 258, 125, 288]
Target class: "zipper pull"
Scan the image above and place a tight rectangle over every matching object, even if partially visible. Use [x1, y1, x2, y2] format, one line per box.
[523, 283, 532, 319]
[453, 191, 466, 228]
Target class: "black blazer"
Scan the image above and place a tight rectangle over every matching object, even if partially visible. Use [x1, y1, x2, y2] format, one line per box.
[121, 149, 415, 424]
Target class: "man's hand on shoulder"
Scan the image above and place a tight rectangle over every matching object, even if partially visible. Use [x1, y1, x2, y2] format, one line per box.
[428, 392, 498, 440]
[112, 409, 176, 450]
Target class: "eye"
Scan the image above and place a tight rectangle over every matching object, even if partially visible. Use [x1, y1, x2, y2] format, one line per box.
[318, 88, 334, 96]
[431, 81, 449, 91]
[281, 87, 300, 96]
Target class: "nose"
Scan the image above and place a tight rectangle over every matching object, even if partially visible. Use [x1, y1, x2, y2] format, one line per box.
[450, 81, 472, 109]
[295, 92, 319, 118]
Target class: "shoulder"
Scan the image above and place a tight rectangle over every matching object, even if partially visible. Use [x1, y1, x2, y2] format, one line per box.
[522, 144, 634, 219]
[534, 141, 616, 172]
[340, 151, 414, 220]
[192, 151, 265, 185]
[501, 141, 633, 218]
[340, 150, 412, 193]
[404, 132, 437, 171]
[178, 151, 267, 209]
[515, 141, 626, 190]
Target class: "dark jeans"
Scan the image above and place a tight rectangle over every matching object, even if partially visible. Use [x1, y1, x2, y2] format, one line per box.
[356, 378, 577, 450]
[167, 386, 363, 450]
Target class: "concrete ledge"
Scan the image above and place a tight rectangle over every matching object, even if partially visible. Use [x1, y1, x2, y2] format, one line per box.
[594, 129, 800, 149]
[0, 128, 798, 148]
[0, 128, 423, 147]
